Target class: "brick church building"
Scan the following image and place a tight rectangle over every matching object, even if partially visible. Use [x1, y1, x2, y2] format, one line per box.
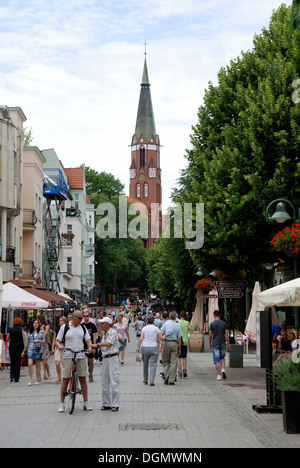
[129, 54, 162, 248]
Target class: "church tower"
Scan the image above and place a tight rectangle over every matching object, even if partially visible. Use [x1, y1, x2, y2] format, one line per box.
[129, 54, 162, 248]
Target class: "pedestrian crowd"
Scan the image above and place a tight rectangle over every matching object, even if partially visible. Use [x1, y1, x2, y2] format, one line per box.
[5, 302, 233, 413]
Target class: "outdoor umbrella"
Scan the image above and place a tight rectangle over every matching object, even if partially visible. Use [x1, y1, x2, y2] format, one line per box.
[190, 294, 204, 331]
[2, 282, 49, 309]
[257, 277, 300, 307]
[208, 288, 219, 325]
[257, 277, 300, 337]
[244, 281, 265, 342]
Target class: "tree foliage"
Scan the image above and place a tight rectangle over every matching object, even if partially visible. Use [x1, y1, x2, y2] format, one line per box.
[173, 4, 300, 282]
[84, 167, 147, 296]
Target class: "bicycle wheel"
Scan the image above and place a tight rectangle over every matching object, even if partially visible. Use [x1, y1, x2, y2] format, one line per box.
[68, 372, 77, 414]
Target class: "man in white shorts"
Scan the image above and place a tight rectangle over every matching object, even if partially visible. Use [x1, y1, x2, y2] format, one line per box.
[56, 310, 93, 412]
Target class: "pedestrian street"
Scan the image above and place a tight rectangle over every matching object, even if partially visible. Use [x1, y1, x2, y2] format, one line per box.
[0, 326, 299, 450]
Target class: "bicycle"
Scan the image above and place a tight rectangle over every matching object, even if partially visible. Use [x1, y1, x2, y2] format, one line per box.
[64, 348, 85, 414]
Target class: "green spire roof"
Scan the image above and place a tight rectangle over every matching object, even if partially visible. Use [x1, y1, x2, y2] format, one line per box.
[134, 56, 157, 142]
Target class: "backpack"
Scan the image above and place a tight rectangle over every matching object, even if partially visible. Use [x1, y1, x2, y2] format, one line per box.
[61, 322, 88, 348]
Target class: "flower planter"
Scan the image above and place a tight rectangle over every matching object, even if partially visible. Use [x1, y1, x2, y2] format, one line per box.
[281, 390, 300, 434]
[282, 246, 300, 257]
[188, 331, 204, 352]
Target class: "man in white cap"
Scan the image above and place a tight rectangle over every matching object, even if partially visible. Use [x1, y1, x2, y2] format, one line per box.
[93, 317, 120, 411]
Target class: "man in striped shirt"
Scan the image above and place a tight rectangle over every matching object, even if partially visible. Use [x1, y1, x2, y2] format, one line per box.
[56, 310, 93, 412]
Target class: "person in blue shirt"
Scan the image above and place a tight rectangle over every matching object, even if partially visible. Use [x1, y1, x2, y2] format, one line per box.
[161, 312, 182, 385]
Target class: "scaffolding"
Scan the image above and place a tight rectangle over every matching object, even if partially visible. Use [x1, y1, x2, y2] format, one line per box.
[43, 169, 68, 293]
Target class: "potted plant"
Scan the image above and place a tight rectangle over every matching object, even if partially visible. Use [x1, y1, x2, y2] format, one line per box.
[271, 223, 300, 257]
[61, 232, 75, 245]
[272, 357, 300, 434]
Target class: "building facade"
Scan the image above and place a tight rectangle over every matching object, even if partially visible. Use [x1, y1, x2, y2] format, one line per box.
[0, 106, 26, 281]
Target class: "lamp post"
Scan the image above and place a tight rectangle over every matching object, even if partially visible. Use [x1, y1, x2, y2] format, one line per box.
[266, 198, 300, 335]
[193, 267, 217, 333]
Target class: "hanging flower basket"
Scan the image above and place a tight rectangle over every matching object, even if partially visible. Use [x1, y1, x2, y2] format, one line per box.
[271, 223, 300, 257]
[195, 278, 214, 295]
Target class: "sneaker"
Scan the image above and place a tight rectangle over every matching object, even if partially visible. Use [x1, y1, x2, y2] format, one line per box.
[83, 402, 92, 411]
[222, 371, 227, 379]
[58, 403, 65, 412]
[183, 370, 187, 378]
[178, 372, 182, 379]
[216, 375, 222, 381]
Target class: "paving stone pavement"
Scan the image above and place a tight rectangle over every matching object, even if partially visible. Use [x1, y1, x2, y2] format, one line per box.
[0, 326, 299, 449]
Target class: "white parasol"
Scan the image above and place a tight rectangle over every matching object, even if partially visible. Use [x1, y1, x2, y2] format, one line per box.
[190, 294, 204, 331]
[257, 277, 300, 308]
[244, 281, 264, 342]
[2, 282, 49, 309]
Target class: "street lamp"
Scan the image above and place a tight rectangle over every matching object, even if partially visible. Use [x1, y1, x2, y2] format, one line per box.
[193, 267, 216, 333]
[266, 197, 299, 334]
[266, 198, 299, 224]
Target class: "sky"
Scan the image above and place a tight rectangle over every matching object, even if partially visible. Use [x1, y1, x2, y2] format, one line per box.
[0, 0, 293, 212]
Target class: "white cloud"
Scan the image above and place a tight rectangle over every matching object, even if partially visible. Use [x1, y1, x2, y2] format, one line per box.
[0, 0, 293, 211]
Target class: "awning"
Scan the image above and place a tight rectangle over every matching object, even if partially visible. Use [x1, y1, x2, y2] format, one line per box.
[2, 282, 49, 309]
[8, 280, 72, 307]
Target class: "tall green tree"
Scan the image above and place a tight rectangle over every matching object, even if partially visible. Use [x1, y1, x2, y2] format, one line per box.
[174, 4, 300, 282]
[84, 167, 147, 298]
[290, 0, 300, 30]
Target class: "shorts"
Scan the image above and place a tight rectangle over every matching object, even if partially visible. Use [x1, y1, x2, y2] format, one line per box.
[212, 343, 226, 364]
[62, 358, 87, 379]
[54, 347, 63, 362]
[28, 352, 42, 361]
[179, 345, 187, 359]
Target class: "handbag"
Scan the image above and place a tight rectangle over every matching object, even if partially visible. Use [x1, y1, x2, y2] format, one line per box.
[136, 352, 142, 362]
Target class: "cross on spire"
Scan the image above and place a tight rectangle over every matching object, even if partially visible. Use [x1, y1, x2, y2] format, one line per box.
[144, 40, 148, 55]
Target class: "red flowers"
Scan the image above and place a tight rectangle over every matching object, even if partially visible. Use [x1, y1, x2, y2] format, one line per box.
[195, 278, 214, 294]
[271, 223, 300, 255]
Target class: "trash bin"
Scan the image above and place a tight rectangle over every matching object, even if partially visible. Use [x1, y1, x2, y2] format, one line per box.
[229, 344, 243, 368]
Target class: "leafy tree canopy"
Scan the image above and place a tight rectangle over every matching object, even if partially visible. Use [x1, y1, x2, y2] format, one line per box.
[173, 4, 300, 283]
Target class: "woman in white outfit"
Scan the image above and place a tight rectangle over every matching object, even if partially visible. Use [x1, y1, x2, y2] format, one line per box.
[137, 315, 163, 386]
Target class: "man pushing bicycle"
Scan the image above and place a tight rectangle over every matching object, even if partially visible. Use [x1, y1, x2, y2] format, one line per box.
[56, 310, 93, 412]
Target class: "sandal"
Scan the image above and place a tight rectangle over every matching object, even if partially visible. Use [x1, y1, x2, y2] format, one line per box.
[111, 407, 119, 412]
[101, 406, 111, 411]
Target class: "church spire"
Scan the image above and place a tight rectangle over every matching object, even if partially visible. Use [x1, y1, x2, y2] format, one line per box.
[134, 54, 156, 143]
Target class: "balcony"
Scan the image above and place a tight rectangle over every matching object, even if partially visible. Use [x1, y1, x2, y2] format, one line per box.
[86, 273, 95, 283]
[22, 260, 37, 279]
[23, 209, 38, 229]
[0, 244, 15, 263]
[86, 244, 95, 255]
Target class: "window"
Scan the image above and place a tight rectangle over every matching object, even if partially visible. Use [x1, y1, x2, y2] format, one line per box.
[137, 183, 140, 198]
[144, 183, 148, 198]
[139, 147, 145, 168]
[67, 224, 72, 234]
[89, 215, 92, 226]
[75, 194, 79, 209]
[67, 257, 72, 274]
